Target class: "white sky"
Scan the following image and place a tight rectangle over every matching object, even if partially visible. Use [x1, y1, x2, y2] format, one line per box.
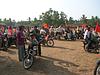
[0, 0, 100, 21]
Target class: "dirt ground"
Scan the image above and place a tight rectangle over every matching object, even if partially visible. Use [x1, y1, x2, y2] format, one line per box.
[0, 40, 99, 75]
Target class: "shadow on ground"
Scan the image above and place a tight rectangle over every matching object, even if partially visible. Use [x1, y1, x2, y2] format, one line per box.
[29, 56, 79, 75]
[0, 55, 79, 75]
[56, 39, 77, 42]
[52, 46, 75, 50]
[7, 49, 16, 55]
[0, 56, 30, 75]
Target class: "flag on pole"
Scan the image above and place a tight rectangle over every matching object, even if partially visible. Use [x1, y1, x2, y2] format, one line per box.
[95, 22, 100, 32]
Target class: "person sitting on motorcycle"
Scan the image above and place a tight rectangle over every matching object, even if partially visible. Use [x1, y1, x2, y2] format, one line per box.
[28, 32, 38, 55]
[40, 26, 50, 39]
[42, 23, 49, 36]
[91, 31, 100, 49]
[84, 26, 89, 42]
[84, 26, 96, 49]
[49, 26, 54, 38]
[70, 29, 76, 40]
[30, 26, 41, 56]
[40, 26, 46, 37]
[56, 26, 64, 39]
[66, 27, 71, 40]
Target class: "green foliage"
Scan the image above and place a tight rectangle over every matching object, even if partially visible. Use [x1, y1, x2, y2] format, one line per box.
[79, 15, 100, 27]
[0, 9, 100, 27]
[68, 17, 74, 24]
[0, 18, 16, 27]
[39, 8, 68, 27]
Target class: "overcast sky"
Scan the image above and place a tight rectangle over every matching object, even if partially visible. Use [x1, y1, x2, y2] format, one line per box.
[0, 0, 100, 21]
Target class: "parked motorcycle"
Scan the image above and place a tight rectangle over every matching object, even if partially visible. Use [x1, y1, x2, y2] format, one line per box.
[7, 34, 17, 48]
[56, 32, 62, 40]
[64, 32, 76, 41]
[94, 60, 100, 75]
[0, 33, 8, 51]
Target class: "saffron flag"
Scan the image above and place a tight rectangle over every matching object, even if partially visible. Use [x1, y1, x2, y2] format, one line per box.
[95, 22, 100, 32]
[43, 23, 49, 29]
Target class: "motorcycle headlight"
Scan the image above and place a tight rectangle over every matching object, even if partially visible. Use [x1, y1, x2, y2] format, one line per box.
[33, 46, 37, 51]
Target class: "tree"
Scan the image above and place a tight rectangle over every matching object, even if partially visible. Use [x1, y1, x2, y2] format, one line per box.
[39, 8, 54, 25]
[0, 19, 2, 23]
[51, 10, 59, 26]
[39, 8, 68, 27]
[88, 16, 95, 27]
[59, 11, 68, 25]
[95, 16, 100, 25]
[68, 17, 74, 24]
[80, 14, 87, 24]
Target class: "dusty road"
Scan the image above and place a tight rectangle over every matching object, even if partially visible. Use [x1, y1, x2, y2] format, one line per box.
[0, 40, 99, 75]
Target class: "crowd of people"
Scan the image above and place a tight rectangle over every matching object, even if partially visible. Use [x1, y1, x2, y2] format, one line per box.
[0, 24, 100, 62]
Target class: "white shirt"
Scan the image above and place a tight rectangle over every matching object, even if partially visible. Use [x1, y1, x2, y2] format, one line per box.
[40, 29, 46, 35]
[84, 30, 88, 39]
[56, 27, 63, 33]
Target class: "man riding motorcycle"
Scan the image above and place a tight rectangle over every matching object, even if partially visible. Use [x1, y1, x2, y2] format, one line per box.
[84, 26, 100, 52]
[30, 26, 41, 56]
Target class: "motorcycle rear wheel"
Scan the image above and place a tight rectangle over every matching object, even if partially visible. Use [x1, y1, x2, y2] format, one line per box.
[47, 39, 54, 47]
[84, 43, 89, 52]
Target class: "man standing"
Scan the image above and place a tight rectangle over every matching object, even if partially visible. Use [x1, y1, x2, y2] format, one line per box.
[16, 26, 25, 62]
[49, 26, 54, 37]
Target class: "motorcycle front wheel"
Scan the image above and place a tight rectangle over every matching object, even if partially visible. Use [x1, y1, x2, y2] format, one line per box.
[23, 55, 34, 70]
[94, 64, 100, 75]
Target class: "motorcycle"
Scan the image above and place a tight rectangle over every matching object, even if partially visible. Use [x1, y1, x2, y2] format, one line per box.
[23, 42, 38, 69]
[56, 32, 62, 40]
[83, 37, 100, 53]
[23, 34, 42, 70]
[41, 34, 54, 47]
[7, 34, 17, 48]
[0, 33, 8, 51]
[94, 60, 100, 75]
